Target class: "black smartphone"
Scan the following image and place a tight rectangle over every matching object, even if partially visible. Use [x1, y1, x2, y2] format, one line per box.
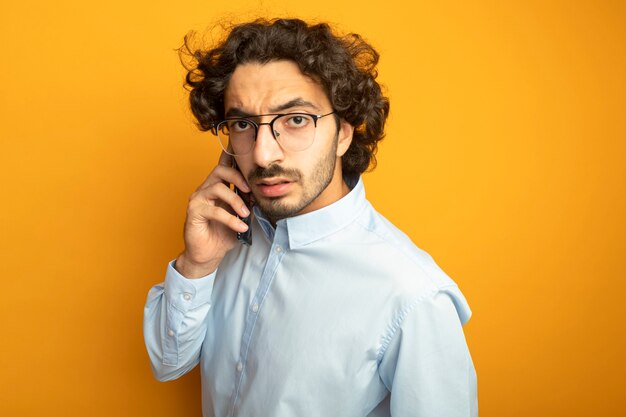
[233, 161, 252, 246]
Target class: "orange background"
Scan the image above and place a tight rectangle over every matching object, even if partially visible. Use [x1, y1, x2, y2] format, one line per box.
[1, 1, 624, 416]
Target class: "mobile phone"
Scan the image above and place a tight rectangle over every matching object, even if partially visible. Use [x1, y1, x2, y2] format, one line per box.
[233, 161, 252, 246]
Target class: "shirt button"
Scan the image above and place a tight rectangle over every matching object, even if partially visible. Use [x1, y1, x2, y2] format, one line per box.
[251, 303, 259, 313]
[183, 293, 192, 301]
[167, 329, 175, 337]
[275, 246, 282, 253]
[236, 362, 243, 372]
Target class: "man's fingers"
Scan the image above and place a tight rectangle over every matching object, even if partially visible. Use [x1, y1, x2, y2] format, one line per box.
[196, 164, 250, 193]
[191, 182, 250, 219]
[217, 151, 251, 191]
[190, 204, 249, 233]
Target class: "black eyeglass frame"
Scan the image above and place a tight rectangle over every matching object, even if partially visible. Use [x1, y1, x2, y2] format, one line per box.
[211, 111, 336, 155]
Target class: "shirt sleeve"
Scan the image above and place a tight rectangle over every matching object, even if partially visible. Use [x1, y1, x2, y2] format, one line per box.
[143, 260, 216, 381]
[377, 288, 478, 417]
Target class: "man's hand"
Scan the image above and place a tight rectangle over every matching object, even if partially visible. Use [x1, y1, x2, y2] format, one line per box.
[175, 151, 251, 278]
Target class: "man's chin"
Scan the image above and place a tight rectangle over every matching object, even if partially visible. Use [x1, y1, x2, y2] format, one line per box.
[255, 197, 304, 222]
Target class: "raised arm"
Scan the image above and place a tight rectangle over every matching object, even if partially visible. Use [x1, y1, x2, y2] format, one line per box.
[143, 151, 251, 380]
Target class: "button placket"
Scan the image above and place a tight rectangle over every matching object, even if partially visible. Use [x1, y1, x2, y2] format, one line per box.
[230, 225, 288, 412]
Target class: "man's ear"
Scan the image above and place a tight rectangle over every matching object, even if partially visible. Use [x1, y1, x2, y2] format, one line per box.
[336, 119, 354, 157]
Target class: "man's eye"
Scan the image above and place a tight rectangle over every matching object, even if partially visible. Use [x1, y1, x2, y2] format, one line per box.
[235, 121, 251, 130]
[228, 120, 253, 133]
[285, 115, 311, 128]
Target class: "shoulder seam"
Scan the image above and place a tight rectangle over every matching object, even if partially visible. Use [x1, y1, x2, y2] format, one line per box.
[376, 284, 459, 364]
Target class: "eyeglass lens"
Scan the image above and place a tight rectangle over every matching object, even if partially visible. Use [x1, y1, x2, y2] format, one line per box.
[217, 114, 317, 156]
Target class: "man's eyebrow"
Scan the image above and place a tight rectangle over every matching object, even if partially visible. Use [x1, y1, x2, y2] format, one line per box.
[224, 108, 252, 119]
[269, 98, 320, 113]
[224, 98, 321, 119]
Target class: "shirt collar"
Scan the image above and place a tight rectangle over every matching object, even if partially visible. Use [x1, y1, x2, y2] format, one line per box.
[253, 175, 368, 249]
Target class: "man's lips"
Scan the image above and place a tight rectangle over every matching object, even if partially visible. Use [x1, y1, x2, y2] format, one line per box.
[255, 178, 294, 198]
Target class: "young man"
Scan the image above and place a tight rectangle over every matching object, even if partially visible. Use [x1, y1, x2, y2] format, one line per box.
[144, 18, 477, 417]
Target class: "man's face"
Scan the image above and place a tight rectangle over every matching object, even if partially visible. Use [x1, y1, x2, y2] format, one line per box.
[224, 60, 353, 222]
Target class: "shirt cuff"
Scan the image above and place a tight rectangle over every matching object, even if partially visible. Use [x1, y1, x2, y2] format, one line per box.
[164, 260, 216, 311]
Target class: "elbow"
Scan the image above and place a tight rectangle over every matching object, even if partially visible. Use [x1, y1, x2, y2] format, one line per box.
[150, 363, 182, 382]
[147, 348, 198, 382]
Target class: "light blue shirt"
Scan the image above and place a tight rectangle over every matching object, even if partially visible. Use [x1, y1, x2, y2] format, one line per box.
[144, 176, 477, 416]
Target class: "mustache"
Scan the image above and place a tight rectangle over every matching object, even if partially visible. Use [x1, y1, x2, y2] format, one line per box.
[248, 165, 302, 182]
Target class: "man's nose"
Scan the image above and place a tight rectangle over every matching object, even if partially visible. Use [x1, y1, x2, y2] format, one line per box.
[252, 123, 284, 168]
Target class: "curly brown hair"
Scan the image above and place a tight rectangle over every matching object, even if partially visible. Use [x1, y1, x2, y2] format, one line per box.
[181, 18, 390, 176]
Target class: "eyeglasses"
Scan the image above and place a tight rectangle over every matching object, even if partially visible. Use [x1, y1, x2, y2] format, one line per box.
[211, 111, 336, 156]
